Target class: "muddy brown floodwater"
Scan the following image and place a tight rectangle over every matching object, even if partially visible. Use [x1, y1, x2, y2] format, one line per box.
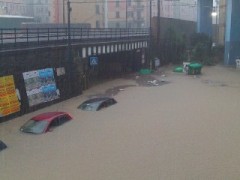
[1, 65, 240, 180]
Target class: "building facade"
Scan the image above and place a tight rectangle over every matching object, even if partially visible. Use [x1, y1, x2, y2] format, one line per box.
[66, 0, 104, 28]
[151, 0, 197, 22]
[107, 0, 148, 28]
[23, 0, 50, 23]
[65, 0, 148, 29]
[108, 0, 126, 28]
[51, 0, 61, 23]
[0, 0, 27, 16]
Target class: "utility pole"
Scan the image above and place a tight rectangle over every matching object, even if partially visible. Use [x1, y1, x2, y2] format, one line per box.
[126, 0, 128, 28]
[104, 0, 108, 28]
[157, 0, 160, 45]
[150, 0, 152, 28]
[63, 0, 65, 24]
[149, 0, 153, 69]
[67, 0, 74, 94]
[67, 0, 71, 59]
[149, 0, 152, 46]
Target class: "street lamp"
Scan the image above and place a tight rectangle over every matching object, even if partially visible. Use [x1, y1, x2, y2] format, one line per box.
[63, 0, 65, 24]
[126, 0, 128, 28]
[211, 6, 218, 45]
[66, 0, 72, 68]
[157, 0, 160, 46]
[65, 0, 75, 95]
[211, 11, 217, 17]
[149, 0, 152, 28]
[67, 0, 71, 40]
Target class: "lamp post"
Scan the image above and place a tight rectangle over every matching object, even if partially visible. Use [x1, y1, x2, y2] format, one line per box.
[67, 0, 72, 67]
[149, 0, 152, 28]
[66, 0, 74, 94]
[67, 0, 71, 44]
[211, 6, 217, 45]
[149, 0, 152, 69]
[157, 0, 160, 46]
[126, 0, 128, 28]
[104, 0, 108, 28]
[149, 0, 152, 47]
[63, 0, 65, 24]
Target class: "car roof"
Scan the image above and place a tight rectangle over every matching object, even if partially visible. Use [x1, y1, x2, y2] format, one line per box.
[31, 112, 69, 121]
[82, 97, 113, 104]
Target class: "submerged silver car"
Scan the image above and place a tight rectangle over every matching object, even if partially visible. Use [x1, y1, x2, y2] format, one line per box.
[78, 97, 117, 111]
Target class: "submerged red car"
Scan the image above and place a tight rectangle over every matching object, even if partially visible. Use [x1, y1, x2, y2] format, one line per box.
[20, 112, 72, 134]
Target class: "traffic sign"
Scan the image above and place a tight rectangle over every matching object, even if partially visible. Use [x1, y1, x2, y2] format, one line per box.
[89, 56, 98, 66]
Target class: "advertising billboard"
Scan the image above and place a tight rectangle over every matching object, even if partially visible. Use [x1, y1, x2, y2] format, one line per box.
[23, 68, 59, 107]
[0, 75, 20, 117]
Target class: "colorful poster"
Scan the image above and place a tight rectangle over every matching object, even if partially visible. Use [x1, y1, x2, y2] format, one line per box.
[23, 68, 59, 107]
[0, 75, 20, 117]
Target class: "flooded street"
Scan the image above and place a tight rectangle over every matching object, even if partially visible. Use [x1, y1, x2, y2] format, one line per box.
[1, 65, 240, 180]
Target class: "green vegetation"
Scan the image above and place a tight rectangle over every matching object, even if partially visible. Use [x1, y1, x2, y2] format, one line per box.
[190, 33, 224, 65]
[150, 25, 225, 69]
[161, 27, 187, 64]
[158, 30, 224, 66]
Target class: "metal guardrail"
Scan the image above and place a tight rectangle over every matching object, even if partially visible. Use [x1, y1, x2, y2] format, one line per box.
[0, 28, 150, 51]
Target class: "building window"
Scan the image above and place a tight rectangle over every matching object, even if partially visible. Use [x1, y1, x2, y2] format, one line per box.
[96, 20, 100, 28]
[116, 11, 120, 18]
[127, 0, 131, 6]
[116, 0, 120, 7]
[116, 22, 120, 28]
[96, 5, 100, 14]
[137, 12, 141, 19]
[127, 11, 133, 18]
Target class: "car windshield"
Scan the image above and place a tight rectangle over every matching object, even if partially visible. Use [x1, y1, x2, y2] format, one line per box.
[79, 103, 98, 111]
[79, 98, 117, 111]
[20, 120, 49, 134]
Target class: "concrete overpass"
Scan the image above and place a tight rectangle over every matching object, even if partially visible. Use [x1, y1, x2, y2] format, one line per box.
[0, 28, 149, 121]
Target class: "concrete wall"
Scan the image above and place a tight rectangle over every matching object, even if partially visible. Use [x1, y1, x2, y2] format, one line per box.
[152, 17, 196, 45]
[0, 44, 145, 122]
[0, 47, 82, 121]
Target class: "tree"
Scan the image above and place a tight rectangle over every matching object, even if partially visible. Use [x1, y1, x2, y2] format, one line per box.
[161, 27, 187, 64]
[190, 33, 213, 65]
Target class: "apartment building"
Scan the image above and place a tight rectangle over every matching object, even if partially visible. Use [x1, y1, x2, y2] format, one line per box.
[64, 0, 104, 28]
[108, 0, 126, 28]
[107, 0, 148, 28]
[50, 0, 198, 28]
[0, 0, 27, 16]
[129, 0, 148, 28]
[151, 0, 197, 22]
[23, 0, 50, 23]
[51, 0, 61, 23]
[53, 0, 147, 28]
